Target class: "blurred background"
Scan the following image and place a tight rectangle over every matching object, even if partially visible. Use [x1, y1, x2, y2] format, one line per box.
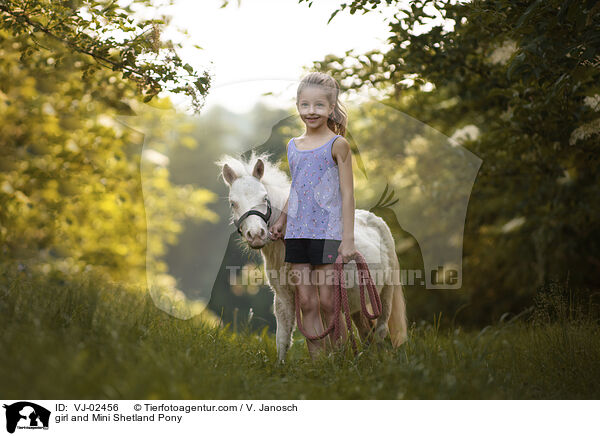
[1, 0, 599, 336]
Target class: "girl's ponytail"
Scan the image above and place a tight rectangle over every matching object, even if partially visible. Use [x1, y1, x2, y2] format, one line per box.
[297, 72, 348, 137]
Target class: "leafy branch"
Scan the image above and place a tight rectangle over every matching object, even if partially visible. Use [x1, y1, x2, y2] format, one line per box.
[0, 0, 212, 112]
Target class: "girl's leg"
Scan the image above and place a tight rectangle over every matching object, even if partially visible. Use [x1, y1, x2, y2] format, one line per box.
[313, 263, 348, 348]
[290, 262, 327, 359]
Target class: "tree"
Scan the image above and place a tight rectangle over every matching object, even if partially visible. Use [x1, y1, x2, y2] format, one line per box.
[0, 5, 217, 286]
[0, 0, 212, 112]
[300, 0, 600, 324]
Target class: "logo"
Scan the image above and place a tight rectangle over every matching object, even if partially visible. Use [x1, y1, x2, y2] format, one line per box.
[3, 402, 50, 434]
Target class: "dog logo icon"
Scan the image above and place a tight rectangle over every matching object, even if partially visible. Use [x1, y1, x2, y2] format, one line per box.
[3, 402, 50, 434]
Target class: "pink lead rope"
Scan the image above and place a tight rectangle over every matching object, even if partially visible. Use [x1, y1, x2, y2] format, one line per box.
[294, 251, 383, 354]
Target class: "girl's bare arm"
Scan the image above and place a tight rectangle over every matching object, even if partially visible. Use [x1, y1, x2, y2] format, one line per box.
[269, 193, 289, 240]
[279, 196, 289, 223]
[333, 137, 355, 244]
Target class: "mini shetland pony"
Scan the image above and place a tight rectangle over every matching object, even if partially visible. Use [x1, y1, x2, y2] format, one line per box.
[217, 151, 407, 362]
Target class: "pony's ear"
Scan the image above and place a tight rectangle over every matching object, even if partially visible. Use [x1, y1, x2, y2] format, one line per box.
[222, 164, 238, 186]
[252, 158, 264, 180]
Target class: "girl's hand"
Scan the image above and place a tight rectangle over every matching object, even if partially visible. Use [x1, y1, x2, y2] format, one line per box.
[338, 238, 358, 263]
[269, 215, 286, 240]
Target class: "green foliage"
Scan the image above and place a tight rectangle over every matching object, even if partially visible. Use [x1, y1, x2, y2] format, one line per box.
[1, 263, 599, 399]
[304, 0, 600, 324]
[0, 27, 217, 285]
[0, 0, 211, 111]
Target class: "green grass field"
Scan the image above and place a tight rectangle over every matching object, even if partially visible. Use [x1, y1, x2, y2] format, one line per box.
[1, 264, 599, 399]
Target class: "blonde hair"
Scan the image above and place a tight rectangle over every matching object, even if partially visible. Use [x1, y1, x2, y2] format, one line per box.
[297, 72, 348, 137]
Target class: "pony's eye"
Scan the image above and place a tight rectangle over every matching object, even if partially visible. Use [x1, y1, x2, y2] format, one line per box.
[230, 201, 237, 209]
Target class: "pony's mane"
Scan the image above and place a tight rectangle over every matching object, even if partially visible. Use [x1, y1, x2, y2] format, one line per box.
[215, 150, 290, 190]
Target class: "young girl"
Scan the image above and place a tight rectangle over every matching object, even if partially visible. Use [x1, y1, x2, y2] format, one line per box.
[269, 72, 358, 359]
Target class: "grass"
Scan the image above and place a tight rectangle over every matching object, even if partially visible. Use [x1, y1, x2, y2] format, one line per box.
[1, 264, 599, 399]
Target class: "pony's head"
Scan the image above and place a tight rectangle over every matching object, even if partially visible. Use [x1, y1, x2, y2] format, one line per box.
[216, 152, 287, 249]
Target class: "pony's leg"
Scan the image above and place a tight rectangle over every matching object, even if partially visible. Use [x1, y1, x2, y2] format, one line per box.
[274, 287, 295, 363]
[373, 283, 394, 343]
[351, 311, 375, 343]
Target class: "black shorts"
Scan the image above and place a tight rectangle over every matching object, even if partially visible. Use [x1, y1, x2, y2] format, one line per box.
[284, 238, 342, 265]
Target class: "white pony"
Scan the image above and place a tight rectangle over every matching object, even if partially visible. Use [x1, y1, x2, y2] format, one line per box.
[216, 151, 407, 362]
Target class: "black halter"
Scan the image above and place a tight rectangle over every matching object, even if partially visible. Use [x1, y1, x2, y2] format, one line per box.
[234, 197, 272, 235]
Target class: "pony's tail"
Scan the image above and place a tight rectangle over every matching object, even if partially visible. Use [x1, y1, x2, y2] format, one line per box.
[388, 260, 408, 347]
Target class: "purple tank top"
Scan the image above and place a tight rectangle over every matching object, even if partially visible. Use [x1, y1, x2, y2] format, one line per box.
[285, 134, 343, 240]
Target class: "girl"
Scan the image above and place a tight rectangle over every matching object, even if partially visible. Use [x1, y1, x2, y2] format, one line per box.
[269, 72, 358, 359]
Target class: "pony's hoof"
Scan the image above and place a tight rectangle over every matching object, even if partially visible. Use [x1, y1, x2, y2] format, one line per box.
[374, 325, 390, 342]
